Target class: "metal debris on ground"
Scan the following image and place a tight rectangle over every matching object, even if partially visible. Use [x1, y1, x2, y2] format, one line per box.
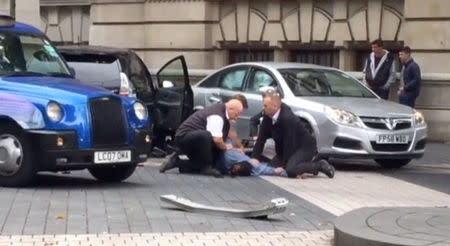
[160, 194, 288, 219]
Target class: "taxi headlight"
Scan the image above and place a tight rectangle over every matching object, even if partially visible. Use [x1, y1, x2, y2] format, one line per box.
[46, 102, 62, 122]
[134, 102, 148, 120]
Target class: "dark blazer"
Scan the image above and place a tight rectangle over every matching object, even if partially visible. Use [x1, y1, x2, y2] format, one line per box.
[252, 103, 316, 166]
[249, 110, 263, 137]
[402, 59, 421, 98]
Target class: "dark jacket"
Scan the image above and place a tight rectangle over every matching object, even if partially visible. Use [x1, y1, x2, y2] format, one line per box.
[402, 59, 421, 98]
[249, 110, 263, 137]
[175, 104, 230, 141]
[251, 103, 316, 166]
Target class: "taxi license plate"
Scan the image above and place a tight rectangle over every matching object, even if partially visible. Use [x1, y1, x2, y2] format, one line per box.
[94, 150, 131, 164]
[376, 135, 409, 144]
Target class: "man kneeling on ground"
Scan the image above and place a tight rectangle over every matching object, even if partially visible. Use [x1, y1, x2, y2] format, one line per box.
[252, 90, 335, 178]
[159, 95, 247, 178]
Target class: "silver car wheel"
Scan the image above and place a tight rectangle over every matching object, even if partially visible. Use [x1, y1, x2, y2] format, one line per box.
[0, 134, 23, 176]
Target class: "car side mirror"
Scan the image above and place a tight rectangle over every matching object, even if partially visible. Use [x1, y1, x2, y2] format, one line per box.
[259, 86, 275, 93]
[162, 80, 174, 88]
[69, 66, 76, 77]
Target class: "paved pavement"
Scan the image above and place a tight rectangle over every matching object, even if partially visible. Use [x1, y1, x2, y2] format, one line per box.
[0, 231, 334, 246]
[334, 207, 450, 246]
[0, 142, 449, 245]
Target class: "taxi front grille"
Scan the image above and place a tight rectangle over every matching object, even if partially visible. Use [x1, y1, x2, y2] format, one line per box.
[89, 97, 127, 148]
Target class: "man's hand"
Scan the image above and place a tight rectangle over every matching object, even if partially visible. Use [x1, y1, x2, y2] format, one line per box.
[249, 158, 260, 165]
[225, 143, 233, 150]
[274, 167, 284, 176]
[398, 87, 404, 96]
[235, 146, 245, 154]
[383, 84, 390, 90]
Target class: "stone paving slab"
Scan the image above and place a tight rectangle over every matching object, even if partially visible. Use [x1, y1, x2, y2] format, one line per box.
[0, 164, 335, 235]
[0, 230, 334, 246]
[262, 167, 450, 216]
[334, 207, 450, 246]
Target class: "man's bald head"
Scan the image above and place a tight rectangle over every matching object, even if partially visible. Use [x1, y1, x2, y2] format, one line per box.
[225, 99, 244, 121]
[262, 91, 281, 117]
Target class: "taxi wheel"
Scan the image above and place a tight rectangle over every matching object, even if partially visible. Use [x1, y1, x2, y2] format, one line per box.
[0, 124, 35, 187]
[375, 159, 411, 169]
[88, 163, 137, 182]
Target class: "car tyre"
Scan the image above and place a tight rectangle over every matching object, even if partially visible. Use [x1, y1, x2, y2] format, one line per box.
[374, 159, 411, 169]
[88, 163, 137, 182]
[0, 123, 36, 187]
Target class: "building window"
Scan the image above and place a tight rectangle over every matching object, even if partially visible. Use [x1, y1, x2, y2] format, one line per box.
[229, 49, 274, 64]
[290, 50, 339, 68]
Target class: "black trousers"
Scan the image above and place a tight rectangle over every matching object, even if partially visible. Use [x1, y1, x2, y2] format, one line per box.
[399, 94, 417, 108]
[175, 130, 218, 172]
[282, 147, 320, 178]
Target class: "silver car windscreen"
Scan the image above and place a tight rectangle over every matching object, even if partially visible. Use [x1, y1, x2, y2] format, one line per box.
[278, 68, 376, 98]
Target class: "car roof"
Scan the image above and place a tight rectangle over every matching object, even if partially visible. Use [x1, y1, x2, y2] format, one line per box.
[226, 62, 338, 71]
[57, 45, 135, 56]
[0, 22, 44, 36]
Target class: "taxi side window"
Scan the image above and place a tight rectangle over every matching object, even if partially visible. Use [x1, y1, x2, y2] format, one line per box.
[0, 34, 26, 71]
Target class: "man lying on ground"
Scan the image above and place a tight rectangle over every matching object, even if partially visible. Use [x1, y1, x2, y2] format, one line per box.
[217, 148, 287, 177]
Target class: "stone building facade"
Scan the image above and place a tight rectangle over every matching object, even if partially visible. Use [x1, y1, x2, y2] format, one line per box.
[6, 0, 450, 141]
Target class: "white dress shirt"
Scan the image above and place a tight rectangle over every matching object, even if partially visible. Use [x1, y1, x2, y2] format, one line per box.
[272, 109, 281, 125]
[206, 111, 229, 137]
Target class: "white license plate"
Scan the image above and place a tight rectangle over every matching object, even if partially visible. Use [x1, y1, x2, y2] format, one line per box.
[376, 135, 409, 144]
[94, 150, 131, 164]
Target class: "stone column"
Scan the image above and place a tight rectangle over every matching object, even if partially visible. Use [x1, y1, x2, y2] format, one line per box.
[403, 0, 450, 141]
[274, 49, 289, 62]
[338, 49, 355, 71]
[0, 0, 14, 16]
[15, 0, 41, 29]
[367, 0, 382, 41]
[214, 50, 228, 69]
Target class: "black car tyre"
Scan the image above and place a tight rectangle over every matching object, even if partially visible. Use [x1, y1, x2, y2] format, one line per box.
[374, 159, 411, 169]
[88, 163, 137, 182]
[0, 123, 35, 187]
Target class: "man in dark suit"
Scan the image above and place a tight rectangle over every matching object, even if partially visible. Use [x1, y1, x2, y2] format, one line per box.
[251, 91, 335, 178]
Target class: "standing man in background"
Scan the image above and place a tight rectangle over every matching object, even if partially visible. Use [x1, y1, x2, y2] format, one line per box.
[398, 46, 421, 108]
[362, 39, 397, 99]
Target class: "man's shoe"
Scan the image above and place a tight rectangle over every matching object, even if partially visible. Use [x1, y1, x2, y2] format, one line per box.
[200, 167, 224, 178]
[159, 153, 179, 173]
[318, 160, 335, 178]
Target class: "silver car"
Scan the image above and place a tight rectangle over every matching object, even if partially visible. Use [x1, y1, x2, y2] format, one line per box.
[193, 62, 427, 168]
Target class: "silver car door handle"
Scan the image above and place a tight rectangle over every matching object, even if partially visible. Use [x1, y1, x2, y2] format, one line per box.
[208, 96, 222, 103]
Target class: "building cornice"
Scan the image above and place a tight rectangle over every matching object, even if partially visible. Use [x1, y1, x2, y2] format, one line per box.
[41, 0, 91, 6]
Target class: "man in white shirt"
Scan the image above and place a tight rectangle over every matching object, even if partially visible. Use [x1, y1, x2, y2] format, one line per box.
[160, 95, 247, 177]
